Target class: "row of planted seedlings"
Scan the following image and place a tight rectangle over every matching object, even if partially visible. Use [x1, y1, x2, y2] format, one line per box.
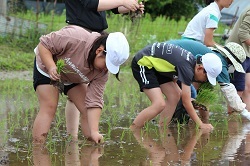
[102, 71, 192, 142]
[0, 73, 242, 164]
[0, 79, 71, 164]
[101, 72, 150, 142]
[101, 73, 227, 140]
[0, 79, 37, 164]
[0, 71, 148, 164]
[102, 76, 242, 163]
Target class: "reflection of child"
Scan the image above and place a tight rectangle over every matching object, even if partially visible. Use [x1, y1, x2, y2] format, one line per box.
[132, 127, 209, 165]
[32, 26, 129, 144]
[130, 42, 222, 130]
[182, 0, 233, 46]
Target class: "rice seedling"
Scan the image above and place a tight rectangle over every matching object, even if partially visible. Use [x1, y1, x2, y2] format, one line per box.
[194, 82, 220, 113]
[0, 75, 246, 165]
[50, 59, 66, 94]
[106, 120, 112, 141]
[15, 141, 21, 153]
[144, 121, 150, 133]
[120, 130, 126, 142]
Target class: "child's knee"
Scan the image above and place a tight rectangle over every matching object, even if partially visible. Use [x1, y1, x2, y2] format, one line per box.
[154, 100, 166, 112]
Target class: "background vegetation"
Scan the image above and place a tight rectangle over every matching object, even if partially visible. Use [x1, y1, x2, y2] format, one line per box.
[0, 9, 228, 71]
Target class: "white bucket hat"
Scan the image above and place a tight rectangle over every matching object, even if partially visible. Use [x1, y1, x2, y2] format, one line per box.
[106, 32, 130, 74]
[214, 42, 246, 73]
[201, 53, 222, 85]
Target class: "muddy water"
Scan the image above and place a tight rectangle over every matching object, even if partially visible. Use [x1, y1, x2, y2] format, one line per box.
[1, 73, 250, 165]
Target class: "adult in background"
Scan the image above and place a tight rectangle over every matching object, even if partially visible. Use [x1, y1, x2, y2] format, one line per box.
[64, 0, 145, 140]
[32, 25, 129, 144]
[226, 6, 250, 112]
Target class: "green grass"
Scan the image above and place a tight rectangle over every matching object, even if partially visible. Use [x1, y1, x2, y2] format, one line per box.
[0, 44, 34, 71]
[0, 11, 229, 71]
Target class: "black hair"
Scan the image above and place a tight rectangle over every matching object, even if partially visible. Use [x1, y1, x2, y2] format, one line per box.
[115, 72, 120, 81]
[88, 33, 121, 81]
[226, 57, 233, 65]
[196, 54, 203, 64]
[88, 34, 108, 70]
[204, 0, 214, 5]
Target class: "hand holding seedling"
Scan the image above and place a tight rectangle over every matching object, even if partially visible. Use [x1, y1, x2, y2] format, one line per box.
[129, 1, 144, 22]
[192, 100, 208, 111]
[123, 0, 140, 12]
[48, 66, 60, 81]
[50, 59, 66, 94]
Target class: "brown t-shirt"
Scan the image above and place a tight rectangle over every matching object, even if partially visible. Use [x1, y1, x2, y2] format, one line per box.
[35, 25, 108, 109]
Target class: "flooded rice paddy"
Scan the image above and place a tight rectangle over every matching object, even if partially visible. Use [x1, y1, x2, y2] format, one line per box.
[1, 71, 250, 165]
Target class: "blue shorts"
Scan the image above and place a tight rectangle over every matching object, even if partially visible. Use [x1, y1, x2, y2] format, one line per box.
[230, 57, 250, 91]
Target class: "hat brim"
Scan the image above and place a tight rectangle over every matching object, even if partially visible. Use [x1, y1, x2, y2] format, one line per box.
[207, 73, 217, 85]
[106, 54, 119, 74]
[105, 32, 129, 74]
[214, 44, 245, 73]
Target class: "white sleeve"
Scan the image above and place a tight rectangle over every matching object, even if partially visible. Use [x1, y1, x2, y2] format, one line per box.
[220, 83, 246, 112]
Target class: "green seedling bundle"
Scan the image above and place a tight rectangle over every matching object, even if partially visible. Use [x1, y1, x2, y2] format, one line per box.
[194, 82, 219, 111]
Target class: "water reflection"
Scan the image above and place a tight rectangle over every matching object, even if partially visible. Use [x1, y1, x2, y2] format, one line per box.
[29, 118, 250, 165]
[33, 142, 104, 166]
[33, 144, 52, 166]
[131, 127, 210, 165]
[4, 77, 250, 165]
[132, 129, 166, 165]
[0, 97, 10, 165]
[221, 116, 250, 163]
[79, 144, 104, 166]
[65, 142, 80, 166]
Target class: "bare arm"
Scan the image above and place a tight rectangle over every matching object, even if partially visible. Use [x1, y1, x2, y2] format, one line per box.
[37, 43, 59, 80]
[118, 1, 144, 14]
[97, 0, 139, 12]
[181, 83, 203, 125]
[204, 28, 216, 47]
[181, 83, 214, 130]
[87, 107, 103, 143]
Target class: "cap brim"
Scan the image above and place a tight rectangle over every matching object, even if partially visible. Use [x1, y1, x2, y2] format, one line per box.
[106, 54, 119, 74]
[207, 73, 217, 85]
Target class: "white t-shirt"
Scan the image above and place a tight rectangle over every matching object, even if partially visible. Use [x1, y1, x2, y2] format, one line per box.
[182, 2, 221, 43]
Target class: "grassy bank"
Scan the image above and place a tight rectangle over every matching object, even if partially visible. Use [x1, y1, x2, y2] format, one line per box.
[0, 11, 228, 71]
